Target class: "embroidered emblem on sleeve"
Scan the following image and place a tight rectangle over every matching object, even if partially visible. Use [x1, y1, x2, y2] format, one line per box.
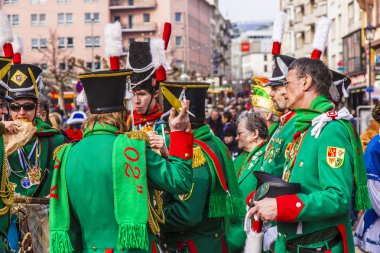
[327, 146, 345, 168]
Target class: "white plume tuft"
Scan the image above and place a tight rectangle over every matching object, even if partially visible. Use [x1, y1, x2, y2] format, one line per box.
[76, 90, 87, 105]
[0, 10, 14, 47]
[312, 16, 332, 52]
[12, 34, 23, 54]
[272, 12, 287, 42]
[104, 22, 123, 57]
[150, 38, 166, 69]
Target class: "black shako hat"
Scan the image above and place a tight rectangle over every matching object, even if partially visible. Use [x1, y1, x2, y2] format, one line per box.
[266, 54, 296, 87]
[79, 70, 132, 114]
[7, 63, 42, 100]
[128, 42, 159, 93]
[160, 81, 210, 123]
[252, 171, 301, 204]
[0, 57, 12, 100]
[329, 70, 351, 102]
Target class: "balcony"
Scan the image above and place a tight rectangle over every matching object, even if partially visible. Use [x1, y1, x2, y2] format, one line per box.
[109, 0, 157, 10]
[121, 22, 157, 33]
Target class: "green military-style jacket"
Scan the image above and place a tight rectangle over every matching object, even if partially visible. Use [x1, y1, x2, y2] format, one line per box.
[275, 119, 355, 252]
[8, 118, 65, 197]
[64, 124, 194, 252]
[262, 111, 296, 177]
[162, 126, 233, 253]
[226, 143, 267, 253]
[0, 134, 12, 251]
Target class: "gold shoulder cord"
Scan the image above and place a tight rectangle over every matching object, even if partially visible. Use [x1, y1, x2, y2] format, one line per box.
[0, 142, 15, 215]
[147, 190, 165, 235]
[126, 130, 150, 143]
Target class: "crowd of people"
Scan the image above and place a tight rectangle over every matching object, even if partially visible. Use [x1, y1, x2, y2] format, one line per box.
[0, 9, 379, 253]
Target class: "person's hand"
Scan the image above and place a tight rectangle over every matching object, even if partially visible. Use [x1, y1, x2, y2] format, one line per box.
[247, 198, 278, 222]
[168, 100, 191, 132]
[3, 121, 20, 135]
[147, 132, 169, 157]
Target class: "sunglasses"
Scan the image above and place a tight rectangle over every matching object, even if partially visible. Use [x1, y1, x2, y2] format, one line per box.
[10, 103, 36, 112]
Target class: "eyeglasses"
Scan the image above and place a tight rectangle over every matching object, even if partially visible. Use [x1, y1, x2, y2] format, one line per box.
[10, 103, 36, 112]
[283, 78, 300, 87]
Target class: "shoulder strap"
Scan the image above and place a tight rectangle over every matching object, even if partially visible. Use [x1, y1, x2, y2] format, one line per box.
[194, 139, 229, 194]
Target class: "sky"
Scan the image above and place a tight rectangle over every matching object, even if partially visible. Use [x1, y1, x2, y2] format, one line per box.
[219, 0, 280, 22]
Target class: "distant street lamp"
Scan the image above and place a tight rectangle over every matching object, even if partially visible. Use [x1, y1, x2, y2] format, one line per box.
[365, 24, 376, 105]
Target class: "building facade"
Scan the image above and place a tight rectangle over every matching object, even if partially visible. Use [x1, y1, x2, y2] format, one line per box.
[2, 0, 227, 80]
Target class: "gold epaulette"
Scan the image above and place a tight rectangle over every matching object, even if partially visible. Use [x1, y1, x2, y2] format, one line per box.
[53, 143, 69, 160]
[126, 130, 150, 143]
[192, 146, 206, 168]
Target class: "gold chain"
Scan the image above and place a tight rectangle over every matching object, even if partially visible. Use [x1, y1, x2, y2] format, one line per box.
[0, 142, 15, 215]
[147, 190, 165, 235]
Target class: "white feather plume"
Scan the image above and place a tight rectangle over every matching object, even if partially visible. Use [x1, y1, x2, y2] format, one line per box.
[272, 12, 287, 42]
[12, 34, 23, 54]
[150, 38, 166, 69]
[312, 16, 332, 52]
[104, 21, 123, 57]
[0, 10, 14, 47]
[76, 90, 87, 105]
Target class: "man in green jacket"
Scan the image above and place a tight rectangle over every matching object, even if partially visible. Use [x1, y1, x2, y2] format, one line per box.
[6, 63, 65, 197]
[248, 58, 371, 253]
[160, 81, 245, 253]
[49, 69, 194, 253]
[261, 55, 297, 178]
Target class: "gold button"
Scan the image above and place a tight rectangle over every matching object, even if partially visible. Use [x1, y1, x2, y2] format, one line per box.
[185, 153, 189, 158]
[214, 233, 219, 238]
[92, 246, 97, 251]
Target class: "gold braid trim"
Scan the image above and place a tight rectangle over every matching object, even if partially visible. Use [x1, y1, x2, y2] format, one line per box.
[126, 130, 150, 143]
[0, 123, 5, 135]
[192, 146, 206, 168]
[0, 141, 14, 215]
[53, 143, 69, 160]
[147, 190, 165, 235]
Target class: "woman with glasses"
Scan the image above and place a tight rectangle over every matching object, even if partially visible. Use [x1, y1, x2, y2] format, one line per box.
[226, 111, 269, 253]
[6, 64, 65, 198]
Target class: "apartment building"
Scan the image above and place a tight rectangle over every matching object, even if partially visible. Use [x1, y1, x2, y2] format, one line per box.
[2, 0, 109, 71]
[2, 0, 225, 79]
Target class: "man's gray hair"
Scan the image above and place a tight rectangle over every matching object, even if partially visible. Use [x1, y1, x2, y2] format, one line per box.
[254, 107, 280, 122]
[288, 58, 332, 98]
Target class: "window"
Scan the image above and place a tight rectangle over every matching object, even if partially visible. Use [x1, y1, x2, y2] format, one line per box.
[31, 14, 38, 25]
[40, 38, 47, 48]
[264, 54, 267, 61]
[39, 14, 46, 25]
[58, 13, 65, 24]
[57, 0, 71, 3]
[31, 39, 39, 49]
[8, 14, 20, 26]
[113, 16, 120, 22]
[31, 38, 47, 49]
[58, 13, 72, 25]
[175, 12, 182, 22]
[67, 37, 74, 48]
[128, 0, 133, 5]
[86, 62, 100, 70]
[66, 13, 73, 24]
[264, 65, 268, 72]
[144, 38, 150, 43]
[30, 0, 47, 4]
[143, 13, 150, 23]
[85, 36, 100, 48]
[84, 0, 98, 2]
[58, 37, 65, 48]
[175, 36, 183, 47]
[4, 0, 19, 4]
[85, 13, 99, 23]
[59, 62, 66, 70]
